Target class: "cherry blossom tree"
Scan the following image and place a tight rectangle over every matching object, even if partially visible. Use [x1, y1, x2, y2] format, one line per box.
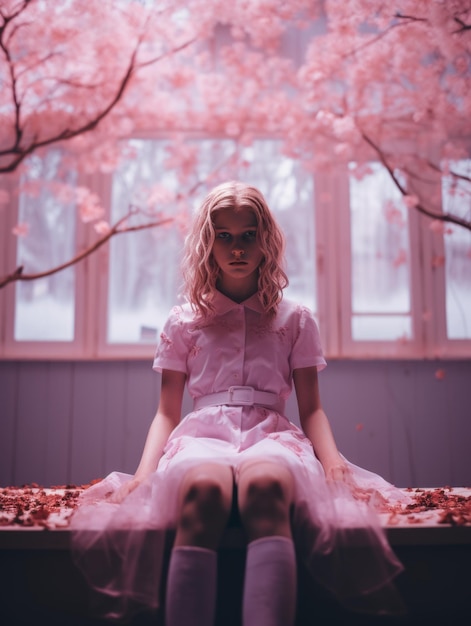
[288, 0, 471, 235]
[0, 0, 470, 289]
[0, 0, 321, 287]
[0, 0, 199, 287]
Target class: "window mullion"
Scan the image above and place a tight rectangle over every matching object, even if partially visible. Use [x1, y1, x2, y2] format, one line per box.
[319, 165, 350, 358]
[410, 173, 445, 359]
[81, 172, 111, 359]
[0, 173, 19, 357]
[407, 205, 429, 356]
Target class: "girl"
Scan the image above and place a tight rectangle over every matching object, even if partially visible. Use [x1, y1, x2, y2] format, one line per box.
[71, 181, 408, 624]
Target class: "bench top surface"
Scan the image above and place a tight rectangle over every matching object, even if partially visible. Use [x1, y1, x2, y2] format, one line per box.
[1, 485, 470, 549]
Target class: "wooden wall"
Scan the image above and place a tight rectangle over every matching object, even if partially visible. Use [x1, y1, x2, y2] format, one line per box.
[0, 359, 470, 488]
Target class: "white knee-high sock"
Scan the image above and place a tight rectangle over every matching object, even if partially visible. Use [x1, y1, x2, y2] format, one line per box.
[165, 545, 217, 626]
[242, 536, 297, 626]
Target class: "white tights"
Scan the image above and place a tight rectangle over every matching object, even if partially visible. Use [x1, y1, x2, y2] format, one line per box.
[243, 536, 297, 626]
[165, 536, 297, 626]
[165, 545, 217, 626]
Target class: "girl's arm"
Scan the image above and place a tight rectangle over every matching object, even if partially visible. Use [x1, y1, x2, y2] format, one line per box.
[293, 366, 349, 482]
[111, 368, 186, 501]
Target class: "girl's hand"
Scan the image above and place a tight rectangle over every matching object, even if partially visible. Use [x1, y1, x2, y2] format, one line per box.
[326, 464, 378, 504]
[325, 463, 351, 483]
[108, 477, 143, 504]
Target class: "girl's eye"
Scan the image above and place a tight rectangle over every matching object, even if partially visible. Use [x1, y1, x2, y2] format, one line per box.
[215, 231, 256, 241]
[244, 231, 257, 240]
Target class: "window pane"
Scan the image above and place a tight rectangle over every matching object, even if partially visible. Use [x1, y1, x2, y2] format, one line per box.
[349, 162, 412, 341]
[108, 140, 182, 344]
[352, 315, 411, 341]
[239, 140, 316, 311]
[442, 159, 471, 340]
[14, 152, 76, 341]
[107, 138, 316, 344]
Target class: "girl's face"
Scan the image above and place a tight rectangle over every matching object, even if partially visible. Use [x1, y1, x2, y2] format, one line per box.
[211, 207, 264, 292]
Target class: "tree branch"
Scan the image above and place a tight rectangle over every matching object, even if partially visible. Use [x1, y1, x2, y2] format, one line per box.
[337, 11, 426, 61]
[394, 12, 428, 25]
[360, 132, 471, 231]
[453, 16, 471, 32]
[0, 212, 173, 290]
[0, 13, 23, 156]
[395, 9, 471, 34]
[0, 43, 139, 171]
[0, 2, 197, 173]
[426, 159, 471, 185]
[0, 137, 249, 290]
[0, 0, 31, 28]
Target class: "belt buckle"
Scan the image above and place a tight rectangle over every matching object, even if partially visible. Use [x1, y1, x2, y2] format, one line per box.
[228, 385, 255, 405]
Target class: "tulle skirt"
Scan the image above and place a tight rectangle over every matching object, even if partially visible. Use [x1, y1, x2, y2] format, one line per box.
[70, 406, 411, 619]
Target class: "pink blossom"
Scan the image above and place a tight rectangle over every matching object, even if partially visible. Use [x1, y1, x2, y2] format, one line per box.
[55, 184, 77, 205]
[432, 255, 445, 269]
[76, 187, 104, 223]
[315, 110, 335, 128]
[0, 189, 10, 204]
[429, 220, 446, 235]
[429, 220, 453, 235]
[403, 195, 419, 209]
[12, 223, 29, 237]
[168, 66, 195, 89]
[225, 121, 241, 137]
[332, 115, 357, 141]
[333, 142, 352, 157]
[349, 163, 375, 181]
[239, 133, 254, 147]
[146, 185, 175, 208]
[384, 201, 405, 227]
[164, 137, 199, 183]
[392, 248, 407, 268]
[97, 144, 123, 174]
[94, 220, 111, 235]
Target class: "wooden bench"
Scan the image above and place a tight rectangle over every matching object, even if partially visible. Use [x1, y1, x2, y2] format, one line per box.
[1, 488, 470, 625]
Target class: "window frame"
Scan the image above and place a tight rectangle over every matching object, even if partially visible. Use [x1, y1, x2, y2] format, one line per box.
[93, 170, 160, 360]
[0, 168, 92, 360]
[0, 141, 470, 361]
[316, 163, 428, 359]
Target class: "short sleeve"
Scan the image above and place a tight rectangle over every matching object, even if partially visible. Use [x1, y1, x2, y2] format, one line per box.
[290, 306, 327, 372]
[152, 307, 189, 374]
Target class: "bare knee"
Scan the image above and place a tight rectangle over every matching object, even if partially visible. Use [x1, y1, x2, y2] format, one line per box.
[181, 477, 228, 522]
[176, 471, 232, 548]
[239, 470, 293, 540]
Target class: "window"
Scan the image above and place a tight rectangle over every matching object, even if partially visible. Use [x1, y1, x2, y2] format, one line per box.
[348, 163, 413, 342]
[326, 161, 425, 358]
[0, 141, 470, 359]
[101, 138, 316, 355]
[13, 151, 77, 342]
[442, 159, 471, 341]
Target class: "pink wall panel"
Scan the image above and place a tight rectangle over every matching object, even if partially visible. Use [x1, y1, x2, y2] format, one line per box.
[0, 359, 470, 488]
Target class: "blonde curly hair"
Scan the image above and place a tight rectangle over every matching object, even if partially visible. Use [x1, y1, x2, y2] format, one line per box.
[182, 181, 288, 317]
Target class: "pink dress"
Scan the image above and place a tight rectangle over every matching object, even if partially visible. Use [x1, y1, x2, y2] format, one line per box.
[71, 292, 409, 618]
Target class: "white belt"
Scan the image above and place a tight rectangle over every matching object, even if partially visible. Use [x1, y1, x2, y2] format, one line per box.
[193, 386, 285, 413]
